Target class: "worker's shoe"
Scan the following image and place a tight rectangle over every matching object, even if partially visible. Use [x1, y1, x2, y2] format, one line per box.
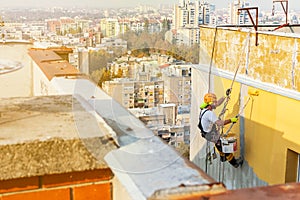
[234, 157, 244, 168]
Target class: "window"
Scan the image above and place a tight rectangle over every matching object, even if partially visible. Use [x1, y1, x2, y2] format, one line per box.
[285, 149, 300, 183]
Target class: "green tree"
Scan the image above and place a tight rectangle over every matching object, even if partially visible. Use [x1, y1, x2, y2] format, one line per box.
[90, 69, 103, 84]
[112, 68, 123, 78]
[162, 18, 170, 33]
[144, 18, 149, 33]
[176, 143, 190, 159]
[119, 28, 200, 64]
[98, 68, 111, 88]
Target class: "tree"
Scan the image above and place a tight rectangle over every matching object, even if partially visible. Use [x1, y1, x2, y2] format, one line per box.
[113, 68, 123, 78]
[176, 143, 190, 159]
[162, 18, 170, 34]
[90, 69, 103, 84]
[98, 68, 111, 88]
[119, 28, 200, 64]
[144, 18, 149, 33]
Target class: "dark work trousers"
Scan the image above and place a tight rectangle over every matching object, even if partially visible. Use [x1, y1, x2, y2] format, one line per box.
[215, 140, 241, 168]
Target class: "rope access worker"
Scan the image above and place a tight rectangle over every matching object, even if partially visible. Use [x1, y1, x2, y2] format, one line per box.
[198, 92, 243, 168]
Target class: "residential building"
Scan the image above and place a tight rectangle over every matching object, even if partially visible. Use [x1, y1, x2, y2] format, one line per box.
[228, 1, 250, 25]
[175, 27, 200, 45]
[46, 19, 61, 33]
[99, 37, 127, 49]
[100, 18, 120, 37]
[162, 65, 191, 106]
[102, 79, 164, 109]
[191, 26, 300, 189]
[134, 80, 164, 108]
[60, 17, 76, 35]
[102, 78, 135, 109]
[158, 103, 177, 125]
[172, 0, 213, 45]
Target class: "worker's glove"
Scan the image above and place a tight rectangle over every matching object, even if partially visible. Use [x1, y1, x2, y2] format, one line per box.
[230, 117, 238, 123]
[226, 88, 231, 96]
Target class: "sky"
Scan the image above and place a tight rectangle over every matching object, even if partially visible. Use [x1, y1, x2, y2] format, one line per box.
[0, 0, 299, 11]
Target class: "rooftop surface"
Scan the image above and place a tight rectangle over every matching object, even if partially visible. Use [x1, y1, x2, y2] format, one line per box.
[50, 77, 219, 199]
[0, 95, 117, 181]
[28, 48, 81, 80]
[0, 59, 23, 75]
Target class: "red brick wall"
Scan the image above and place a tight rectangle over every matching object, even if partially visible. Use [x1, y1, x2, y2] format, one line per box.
[0, 177, 39, 193]
[73, 183, 111, 200]
[3, 188, 70, 200]
[0, 169, 113, 200]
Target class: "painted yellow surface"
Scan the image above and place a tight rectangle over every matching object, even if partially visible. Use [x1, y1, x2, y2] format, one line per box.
[200, 27, 300, 92]
[200, 27, 300, 184]
[243, 88, 300, 184]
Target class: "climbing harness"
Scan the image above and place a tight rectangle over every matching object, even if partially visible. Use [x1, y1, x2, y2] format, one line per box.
[198, 109, 209, 137]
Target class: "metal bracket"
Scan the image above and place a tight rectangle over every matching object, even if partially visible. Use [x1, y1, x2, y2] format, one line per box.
[272, 0, 290, 31]
[238, 7, 259, 46]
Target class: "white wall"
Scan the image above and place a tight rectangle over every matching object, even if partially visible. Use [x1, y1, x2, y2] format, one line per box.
[0, 42, 33, 98]
[32, 62, 57, 96]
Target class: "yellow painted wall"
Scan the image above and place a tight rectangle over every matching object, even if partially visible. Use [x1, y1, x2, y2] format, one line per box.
[243, 87, 300, 184]
[200, 27, 300, 91]
[199, 27, 300, 185]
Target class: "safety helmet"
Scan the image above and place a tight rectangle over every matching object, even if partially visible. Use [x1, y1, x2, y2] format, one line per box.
[204, 93, 217, 105]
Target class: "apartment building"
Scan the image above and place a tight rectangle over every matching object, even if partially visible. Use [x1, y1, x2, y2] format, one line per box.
[100, 18, 120, 37]
[100, 37, 127, 49]
[102, 78, 135, 109]
[162, 65, 191, 106]
[172, 0, 212, 45]
[102, 78, 164, 109]
[191, 26, 300, 189]
[228, 1, 250, 25]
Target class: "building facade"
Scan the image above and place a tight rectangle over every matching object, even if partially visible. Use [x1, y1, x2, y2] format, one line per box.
[102, 79, 164, 109]
[191, 26, 300, 189]
[172, 0, 212, 45]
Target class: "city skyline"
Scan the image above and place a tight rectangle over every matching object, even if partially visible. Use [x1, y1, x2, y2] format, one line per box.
[0, 0, 299, 11]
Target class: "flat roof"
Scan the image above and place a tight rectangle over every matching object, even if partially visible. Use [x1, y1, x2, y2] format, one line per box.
[0, 59, 23, 75]
[28, 48, 81, 80]
[50, 77, 218, 199]
[0, 95, 117, 181]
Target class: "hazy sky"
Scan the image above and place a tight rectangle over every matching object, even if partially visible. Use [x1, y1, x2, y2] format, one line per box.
[0, 0, 298, 11]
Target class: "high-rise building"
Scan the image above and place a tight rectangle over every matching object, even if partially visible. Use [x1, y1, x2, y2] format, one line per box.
[229, 1, 250, 25]
[102, 79, 164, 109]
[172, 0, 213, 45]
[100, 18, 120, 37]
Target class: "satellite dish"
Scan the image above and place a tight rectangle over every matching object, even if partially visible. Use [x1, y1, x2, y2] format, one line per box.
[0, 59, 23, 75]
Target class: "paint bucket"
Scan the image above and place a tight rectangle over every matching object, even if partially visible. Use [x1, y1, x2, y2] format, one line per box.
[220, 136, 237, 153]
